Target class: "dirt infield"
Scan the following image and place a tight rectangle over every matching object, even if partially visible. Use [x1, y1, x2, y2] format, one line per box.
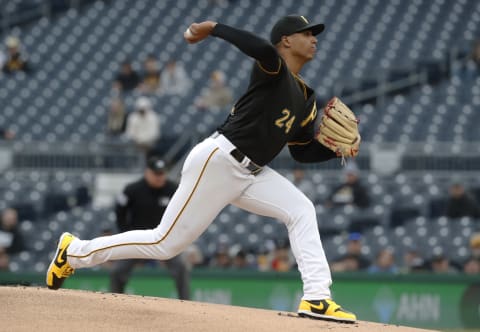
[1, 286, 438, 332]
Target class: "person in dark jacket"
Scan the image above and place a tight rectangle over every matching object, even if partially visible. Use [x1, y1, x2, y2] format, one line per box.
[445, 182, 480, 219]
[110, 156, 190, 299]
[331, 233, 371, 272]
[0, 208, 25, 254]
[325, 162, 370, 209]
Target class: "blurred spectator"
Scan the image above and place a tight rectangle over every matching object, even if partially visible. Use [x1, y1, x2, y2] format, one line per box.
[0, 208, 25, 254]
[0, 48, 5, 68]
[232, 250, 248, 269]
[445, 182, 480, 219]
[0, 127, 15, 140]
[368, 248, 398, 274]
[429, 254, 458, 274]
[463, 257, 480, 275]
[465, 38, 480, 75]
[468, 233, 480, 261]
[113, 61, 141, 92]
[160, 60, 191, 96]
[125, 96, 160, 155]
[2, 36, 30, 74]
[271, 244, 294, 272]
[209, 244, 231, 269]
[106, 97, 127, 136]
[140, 54, 161, 94]
[195, 70, 233, 111]
[184, 244, 205, 268]
[331, 232, 371, 272]
[292, 168, 316, 201]
[0, 248, 9, 271]
[325, 162, 370, 209]
[256, 249, 271, 272]
[231, 249, 256, 270]
[400, 245, 427, 273]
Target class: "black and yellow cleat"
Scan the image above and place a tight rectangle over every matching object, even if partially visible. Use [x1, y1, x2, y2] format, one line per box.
[46, 232, 76, 290]
[297, 299, 357, 323]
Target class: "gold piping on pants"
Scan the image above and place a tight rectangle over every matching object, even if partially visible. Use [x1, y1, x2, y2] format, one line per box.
[68, 148, 220, 259]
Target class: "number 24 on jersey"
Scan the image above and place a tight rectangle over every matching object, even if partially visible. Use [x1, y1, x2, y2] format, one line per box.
[275, 109, 295, 134]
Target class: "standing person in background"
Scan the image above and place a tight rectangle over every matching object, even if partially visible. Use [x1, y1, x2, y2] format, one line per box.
[325, 162, 370, 209]
[160, 60, 191, 96]
[367, 248, 398, 274]
[292, 167, 316, 202]
[465, 38, 480, 76]
[462, 257, 480, 274]
[195, 70, 233, 111]
[445, 182, 480, 219]
[0, 208, 25, 254]
[331, 232, 371, 272]
[140, 54, 161, 95]
[46, 15, 358, 323]
[469, 233, 480, 260]
[106, 97, 127, 137]
[464, 233, 480, 273]
[2, 36, 30, 74]
[0, 127, 15, 140]
[429, 254, 458, 274]
[400, 245, 427, 273]
[208, 244, 231, 269]
[112, 61, 140, 93]
[183, 244, 205, 268]
[125, 96, 160, 156]
[110, 157, 190, 299]
[270, 243, 294, 272]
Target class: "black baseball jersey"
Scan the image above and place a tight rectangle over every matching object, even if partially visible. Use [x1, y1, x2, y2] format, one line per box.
[213, 24, 336, 166]
[115, 178, 177, 231]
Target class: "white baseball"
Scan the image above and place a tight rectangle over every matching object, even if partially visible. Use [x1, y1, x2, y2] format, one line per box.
[185, 27, 194, 38]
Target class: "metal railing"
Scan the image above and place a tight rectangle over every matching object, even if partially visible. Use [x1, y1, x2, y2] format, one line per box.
[3, 136, 480, 177]
[340, 71, 428, 107]
[4, 140, 144, 171]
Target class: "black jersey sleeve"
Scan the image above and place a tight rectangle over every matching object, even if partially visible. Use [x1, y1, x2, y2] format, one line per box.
[288, 140, 338, 163]
[211, 23, 280, 73]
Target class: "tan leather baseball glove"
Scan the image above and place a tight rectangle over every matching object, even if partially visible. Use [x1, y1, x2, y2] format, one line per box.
[315, 97, 361, 161]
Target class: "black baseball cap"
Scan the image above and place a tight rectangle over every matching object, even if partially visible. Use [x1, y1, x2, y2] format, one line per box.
[147, 156, 166, 173]
[270, 15, 325, 45]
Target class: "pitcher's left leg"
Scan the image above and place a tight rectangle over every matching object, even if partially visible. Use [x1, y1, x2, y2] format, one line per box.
[233, 167, 356, 322]
[232, 166, 331, 300]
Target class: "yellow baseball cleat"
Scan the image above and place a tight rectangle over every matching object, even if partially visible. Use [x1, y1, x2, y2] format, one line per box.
[298, 299, 357, 323]
[46, 232, 76, 290]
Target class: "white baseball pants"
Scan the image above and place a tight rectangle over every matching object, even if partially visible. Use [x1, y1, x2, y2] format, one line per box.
[67, 134, 332, 300]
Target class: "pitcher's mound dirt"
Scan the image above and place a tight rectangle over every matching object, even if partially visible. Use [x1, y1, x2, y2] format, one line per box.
[1, 286, 437, 332]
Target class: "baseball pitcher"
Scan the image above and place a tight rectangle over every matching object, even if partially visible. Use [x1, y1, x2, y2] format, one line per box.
[47, 15, 359, 323]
